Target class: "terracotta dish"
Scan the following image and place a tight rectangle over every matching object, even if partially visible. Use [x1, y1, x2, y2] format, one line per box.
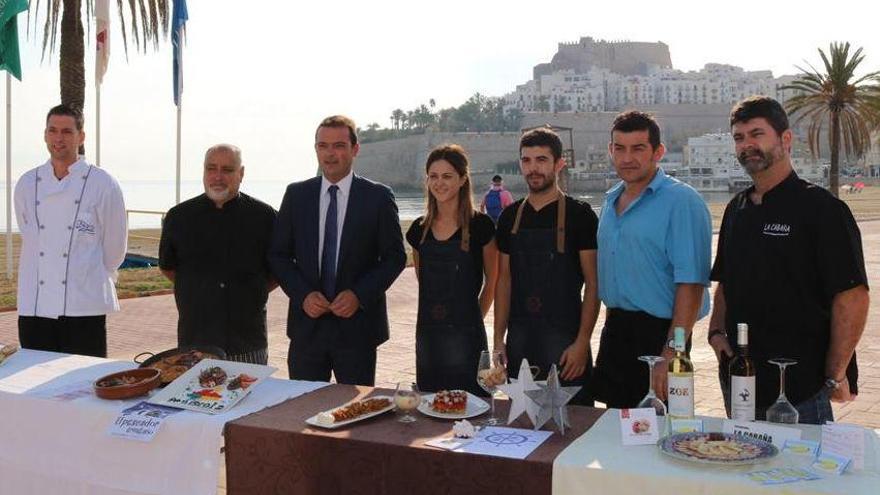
[94, 368, 162, 400]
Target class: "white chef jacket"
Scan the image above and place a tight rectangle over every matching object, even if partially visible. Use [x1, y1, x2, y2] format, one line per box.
[14, 159, 128, 318]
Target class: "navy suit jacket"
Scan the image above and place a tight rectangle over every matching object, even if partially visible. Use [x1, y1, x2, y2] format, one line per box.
[268, 174, 406, 348]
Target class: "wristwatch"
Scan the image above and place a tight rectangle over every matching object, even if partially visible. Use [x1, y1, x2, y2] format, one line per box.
[707, 328, 727, 343]
[824, 377, 843, 390]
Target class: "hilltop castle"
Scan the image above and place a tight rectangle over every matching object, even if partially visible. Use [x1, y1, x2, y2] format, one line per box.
[533, 37, 673, 78]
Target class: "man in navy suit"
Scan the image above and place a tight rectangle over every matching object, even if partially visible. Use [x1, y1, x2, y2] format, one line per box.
[269, 115, 406, 385]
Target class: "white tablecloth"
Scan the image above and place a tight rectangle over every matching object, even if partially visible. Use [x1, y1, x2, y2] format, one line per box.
[553, 410, 880, 495]
[0, 349, 328, 495]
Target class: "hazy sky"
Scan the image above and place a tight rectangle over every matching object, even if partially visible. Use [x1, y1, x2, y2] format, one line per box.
[2, 0, 878, 187]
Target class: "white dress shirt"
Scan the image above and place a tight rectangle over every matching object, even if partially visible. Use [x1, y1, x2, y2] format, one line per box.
[318, 171, 352, 275]
[14, 159, 128, 318]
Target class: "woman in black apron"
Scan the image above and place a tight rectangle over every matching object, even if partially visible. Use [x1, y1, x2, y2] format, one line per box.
[405, 144, 499, 397]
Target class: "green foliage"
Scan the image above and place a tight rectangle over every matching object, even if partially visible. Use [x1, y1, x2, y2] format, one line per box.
[783, 42, 880, 197]
[359, 93, 524, 143]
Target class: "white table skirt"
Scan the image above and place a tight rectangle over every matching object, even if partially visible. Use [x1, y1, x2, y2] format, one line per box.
[0, 349, 328, 495]
[553, 410, 880, 495]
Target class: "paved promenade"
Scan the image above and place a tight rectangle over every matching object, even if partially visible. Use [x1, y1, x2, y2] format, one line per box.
[1, 220, 877, 428]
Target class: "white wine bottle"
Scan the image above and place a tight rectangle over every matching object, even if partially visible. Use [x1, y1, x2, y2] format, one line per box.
[729, 323, 756, 421]
[667, 326, 695, 419]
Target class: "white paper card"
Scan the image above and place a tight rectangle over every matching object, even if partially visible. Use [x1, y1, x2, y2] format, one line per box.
[722, 419, 801, 448]
[821, 423, 865, 470]
[107, 401, 182, 442]
[429, 426, 552, 459]
[811, 451, 851, 475]
[27, 379, 94, 401]
[620, 408, 659, 445]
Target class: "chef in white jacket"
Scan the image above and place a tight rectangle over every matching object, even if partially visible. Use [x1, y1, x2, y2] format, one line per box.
[13, 105, 127, 357]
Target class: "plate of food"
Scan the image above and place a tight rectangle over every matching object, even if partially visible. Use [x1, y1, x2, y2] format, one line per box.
[417, 390, 489, 420]
[134, 346, 226, 387]
[305, 396, 395, 429]
[147, 359, 274, 414]
[658, 432, 778, 465]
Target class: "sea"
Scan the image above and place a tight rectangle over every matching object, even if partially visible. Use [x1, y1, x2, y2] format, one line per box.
[0, 180, 735, 231]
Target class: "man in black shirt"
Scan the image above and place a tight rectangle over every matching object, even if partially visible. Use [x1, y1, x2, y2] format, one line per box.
[494, 127, 600, 405]
[159, 144, 277, 364]
[709, 96, 869, 424]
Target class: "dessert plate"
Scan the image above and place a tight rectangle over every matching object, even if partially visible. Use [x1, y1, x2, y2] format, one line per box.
[418, 392, 489, 419]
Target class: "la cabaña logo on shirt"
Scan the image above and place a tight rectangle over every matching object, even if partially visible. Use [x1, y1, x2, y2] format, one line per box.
[74, 219, 96, 235]
[762, 223, 791, 237]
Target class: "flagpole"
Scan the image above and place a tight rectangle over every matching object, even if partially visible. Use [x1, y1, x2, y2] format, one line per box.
[175, 98, 181, 205]
[6, 73, 12, 279]
[96, 81, 101, 167]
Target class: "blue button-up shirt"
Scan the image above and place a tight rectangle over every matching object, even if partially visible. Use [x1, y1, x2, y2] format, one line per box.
[598, 168, 711, 319]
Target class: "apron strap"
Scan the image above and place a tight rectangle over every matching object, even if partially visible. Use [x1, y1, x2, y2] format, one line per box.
[419, 218, 430, 245]
[512, 193, 566, 254]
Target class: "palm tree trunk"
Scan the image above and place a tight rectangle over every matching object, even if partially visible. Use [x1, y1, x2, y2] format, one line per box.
[60, 0, 86, 155]
[830, 110, 841, 198]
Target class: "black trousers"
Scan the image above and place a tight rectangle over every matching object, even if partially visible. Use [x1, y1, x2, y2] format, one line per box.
[18, 315, 107, 358]
[593, 308, 683, 408]
[287, 317, 377, 386]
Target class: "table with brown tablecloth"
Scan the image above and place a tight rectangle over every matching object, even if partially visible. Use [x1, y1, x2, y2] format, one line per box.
[224, 384, 606, 495]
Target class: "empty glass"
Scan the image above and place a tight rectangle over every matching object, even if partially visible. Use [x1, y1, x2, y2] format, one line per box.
[637, 355, 667, 417]
[766, 358, 799, 424]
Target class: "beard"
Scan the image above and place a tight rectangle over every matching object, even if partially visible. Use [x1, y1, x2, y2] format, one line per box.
[526, 173, 555, 193]
[205, 186, 231, 202]
[737, 143, 784, 175]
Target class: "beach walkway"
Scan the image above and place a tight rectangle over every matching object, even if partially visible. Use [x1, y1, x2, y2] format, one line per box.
[0, 220, 877, 428]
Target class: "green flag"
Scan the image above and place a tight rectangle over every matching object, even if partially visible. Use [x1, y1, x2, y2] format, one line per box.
[0, 0, 27, 80]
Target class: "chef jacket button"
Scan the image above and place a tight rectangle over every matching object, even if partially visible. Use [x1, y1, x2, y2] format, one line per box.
[39, 225, 45, 229]
[68, 225, 73, 230]
[39, 280, 44, 285]
[61, 280, 66, 285]
[62, 253, 68, 258]
[219, 282, 226, 289]
[82, 175, 88, 180]
[36, 200, 40, 206]
[39, 252, 44, 256]
[36, 177, 42, 182]
[74, 200, 80, 204]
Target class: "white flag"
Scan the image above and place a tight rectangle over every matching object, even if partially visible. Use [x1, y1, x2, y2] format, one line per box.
[95, 0, 110, 84]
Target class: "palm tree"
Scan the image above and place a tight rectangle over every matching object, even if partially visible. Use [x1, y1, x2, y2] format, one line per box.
[30, 0, 170, 113]
[783, 42, 880, 197]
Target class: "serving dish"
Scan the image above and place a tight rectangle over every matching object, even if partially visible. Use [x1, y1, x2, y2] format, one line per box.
[94, 368, 162, 400]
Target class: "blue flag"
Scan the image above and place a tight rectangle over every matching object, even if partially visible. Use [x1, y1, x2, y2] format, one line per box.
[172, 0, 188, 106]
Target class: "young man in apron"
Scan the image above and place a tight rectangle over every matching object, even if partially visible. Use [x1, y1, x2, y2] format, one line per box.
[494, 127, 599, 405]
[14, 105, 127, 357]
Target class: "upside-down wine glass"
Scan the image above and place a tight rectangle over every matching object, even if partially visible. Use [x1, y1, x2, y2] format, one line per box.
[766, 358, 799, 424]
[637, 355, 667, 417]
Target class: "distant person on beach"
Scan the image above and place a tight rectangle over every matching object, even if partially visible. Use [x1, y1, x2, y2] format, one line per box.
[406, 144, 498, 396]
[708, 96, 869, 424]
[493, 127, 599, 405]
[13, 104, 127, 357]
[269, 115, 405, 385]
[480, 175, 514, 223]
[592, 111, 711, 408]
[159, 144, 277, 364]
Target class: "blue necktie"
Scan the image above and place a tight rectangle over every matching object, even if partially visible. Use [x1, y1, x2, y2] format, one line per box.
[321, 185, 339, 300]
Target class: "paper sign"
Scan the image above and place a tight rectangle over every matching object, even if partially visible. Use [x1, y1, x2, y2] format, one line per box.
[427, 426, 551, 460]
[821, 423, 865, 470]
[107, 401, 182, 442]
[670, 418, 703, 433]
[745, 467, 820, 485]
[619, 408, 659, 445]
[722, 419, 801, 447]
[783, 439, 820, 458]
[810, 452, 851, 475]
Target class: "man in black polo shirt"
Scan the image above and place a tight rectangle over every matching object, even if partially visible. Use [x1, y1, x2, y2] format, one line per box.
[494, 127, 600, 405]
[708, 96, 869, 424]
[160, 144, 277, 364]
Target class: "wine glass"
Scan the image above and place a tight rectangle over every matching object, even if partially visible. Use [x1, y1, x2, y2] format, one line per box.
[766, 358, 799, 424]
[637, 355, 667, 417]
[477, 350, 507, 425]
[394, 382, 420, 423]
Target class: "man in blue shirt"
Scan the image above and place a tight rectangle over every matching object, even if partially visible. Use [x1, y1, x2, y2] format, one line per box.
[593, 111, 712, 408]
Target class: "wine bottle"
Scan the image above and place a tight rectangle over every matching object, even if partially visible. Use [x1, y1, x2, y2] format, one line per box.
[667, 326, 695, 419]
[729, 323, 756, 421]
